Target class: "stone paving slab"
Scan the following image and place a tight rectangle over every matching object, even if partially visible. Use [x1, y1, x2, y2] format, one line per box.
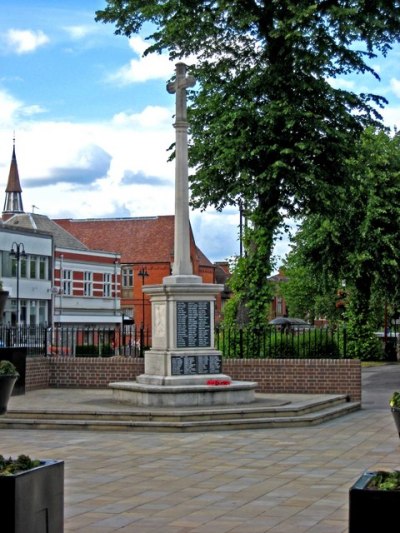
[7, 388, 332, 413]
[0, 385, 398, 532]
[1, 366, 398, 532]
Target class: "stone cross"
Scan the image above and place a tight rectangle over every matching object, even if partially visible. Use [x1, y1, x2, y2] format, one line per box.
[167, 63, 196, 277]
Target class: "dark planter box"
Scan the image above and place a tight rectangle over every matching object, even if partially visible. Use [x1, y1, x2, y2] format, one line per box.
[349, 471, 399, 532]
[0, 375, 18, 414]
[0, 459, 64, 533]
[391, 406, 400, 437]
[0, 347, 27, 395]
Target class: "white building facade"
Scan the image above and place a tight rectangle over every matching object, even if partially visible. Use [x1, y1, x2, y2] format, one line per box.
[0, 224, 53, 326]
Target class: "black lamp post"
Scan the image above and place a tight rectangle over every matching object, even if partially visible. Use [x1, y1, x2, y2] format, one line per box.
[137, 266, 149, 328]
[9, 242, 27, 327]
[137, 266, 149, 357]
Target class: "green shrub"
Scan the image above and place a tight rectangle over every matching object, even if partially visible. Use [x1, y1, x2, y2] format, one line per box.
[216, 326, 341, 358]
[0, 454, 41, 476]
[75, 344, 114, 357]
[75, 345, 99, 357]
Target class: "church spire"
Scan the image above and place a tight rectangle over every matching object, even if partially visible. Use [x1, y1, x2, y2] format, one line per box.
[2, 135, 24, 217]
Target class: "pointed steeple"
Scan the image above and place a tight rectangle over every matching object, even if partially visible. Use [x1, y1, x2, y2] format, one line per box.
[2, 135, 24, 217]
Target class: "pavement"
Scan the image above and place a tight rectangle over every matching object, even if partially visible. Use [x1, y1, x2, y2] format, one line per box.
[2, 363, 400, 533]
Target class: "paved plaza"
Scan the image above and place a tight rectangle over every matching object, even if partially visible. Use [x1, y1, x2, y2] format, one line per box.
[2, 364, 400, 532]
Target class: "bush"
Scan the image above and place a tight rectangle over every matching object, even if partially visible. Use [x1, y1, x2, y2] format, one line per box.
[216, 326, 342, 358]
[75, 344, 114, 357]
[75, 345, 99, 357]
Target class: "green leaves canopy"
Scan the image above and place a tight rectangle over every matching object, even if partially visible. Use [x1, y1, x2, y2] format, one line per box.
[96, 1, 400, 323]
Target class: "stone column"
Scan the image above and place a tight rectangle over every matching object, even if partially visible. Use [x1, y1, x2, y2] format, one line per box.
[166, 62, 198, 282]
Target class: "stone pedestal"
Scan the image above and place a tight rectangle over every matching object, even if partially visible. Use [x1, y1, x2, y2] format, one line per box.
[141, 277, 227, 383]
[109, 276, 257, 407]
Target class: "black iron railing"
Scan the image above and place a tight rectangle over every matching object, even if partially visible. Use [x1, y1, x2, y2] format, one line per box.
[0, 325, 150, 357]
[215, 325, 347, 359]
[0, 324, 346, 359]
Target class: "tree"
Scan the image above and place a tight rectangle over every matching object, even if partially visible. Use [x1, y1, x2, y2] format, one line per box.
[96, 1, 400, 324]
[283, 128, 400, 358]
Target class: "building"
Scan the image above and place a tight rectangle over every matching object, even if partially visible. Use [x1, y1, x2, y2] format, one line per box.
[54, 217, 220, 331]
[0, 222, 53, 326]
[268, 268, 289, 318]
[5, 213, 121, 328]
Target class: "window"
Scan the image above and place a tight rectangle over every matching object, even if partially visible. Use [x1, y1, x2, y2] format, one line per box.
[39, 301, 47, 325]
[29, 300, 36, 325]
[84, 272, 92, 296]
[20, 256, 27, 278]
[39, 257, 47, 280]
[103, 273, 112, 297]
[277, 297, 283, 315]
[11, 258, 17, 277]
[63, 270, 73, 296]
[122, 267, 133, 288]
[29, 256, 37, 278]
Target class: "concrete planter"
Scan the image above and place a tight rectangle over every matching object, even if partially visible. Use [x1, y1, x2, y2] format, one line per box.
[349, 471, 400, 532]
[0, 459, 64, 533]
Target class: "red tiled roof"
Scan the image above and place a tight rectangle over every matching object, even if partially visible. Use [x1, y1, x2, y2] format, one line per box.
[54, 216, 213, 267]
[54, 216, 175, 263]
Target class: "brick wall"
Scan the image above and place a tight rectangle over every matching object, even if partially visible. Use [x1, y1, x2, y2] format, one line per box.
[25, 357, 361, 401]
[26, 357, 50, 391]
[47, 357, 144, 388]
[224, 358, 361, 401]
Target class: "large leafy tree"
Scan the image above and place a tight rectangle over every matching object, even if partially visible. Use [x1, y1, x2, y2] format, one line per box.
[283, 128, 400, 358]
[96, 1, 400, 323]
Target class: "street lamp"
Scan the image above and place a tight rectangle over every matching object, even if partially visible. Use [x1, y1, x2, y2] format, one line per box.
[137, 266, 149, 328]
[137, 266, 149, 357]
[9, 242, 27, 327]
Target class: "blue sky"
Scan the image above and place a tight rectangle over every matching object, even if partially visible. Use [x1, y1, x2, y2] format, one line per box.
[1, 1, 400, 265]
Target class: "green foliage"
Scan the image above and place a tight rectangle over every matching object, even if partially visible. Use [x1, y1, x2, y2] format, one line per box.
[216, 326, 342, 359]
[367, 471, 400, 491]
[389, 392, 400, 408]
[96, 1, 400, 326]
[282, 128, 400, 359]
[0, 360, 19, 376]
[75, 344, 114, 357]
[226, 235, 274, 326]
[75, 345, 99, 357]
[0, 454, 41, 476]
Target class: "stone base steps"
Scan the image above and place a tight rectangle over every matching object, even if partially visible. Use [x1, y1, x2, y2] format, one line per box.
[0, 394, 360, 432]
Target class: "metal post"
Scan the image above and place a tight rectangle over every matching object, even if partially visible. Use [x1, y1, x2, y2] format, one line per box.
[137, 266, 149, 356]
[10, 242, 26, 328]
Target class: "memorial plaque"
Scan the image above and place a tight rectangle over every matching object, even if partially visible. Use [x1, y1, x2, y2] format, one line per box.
[171, 356, 184, 375]
[209, 354, 222, 374]
[176, 301, 211, 348]
[171, 354, 223, 376]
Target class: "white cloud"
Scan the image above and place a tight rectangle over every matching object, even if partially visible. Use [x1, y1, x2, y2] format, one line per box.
[390, 78, 400, 98]
[380, 105, 400, 130]
[0, 89, 23, 124]
[327, 77, 356, 90]
[108, 36, 173, 84]
[0, 89, 44, 125]
[5, 29, 49, 54]
[19, 104, 46, 117]
[112, 106, 172, 129]
[63, 25, 94, 40]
